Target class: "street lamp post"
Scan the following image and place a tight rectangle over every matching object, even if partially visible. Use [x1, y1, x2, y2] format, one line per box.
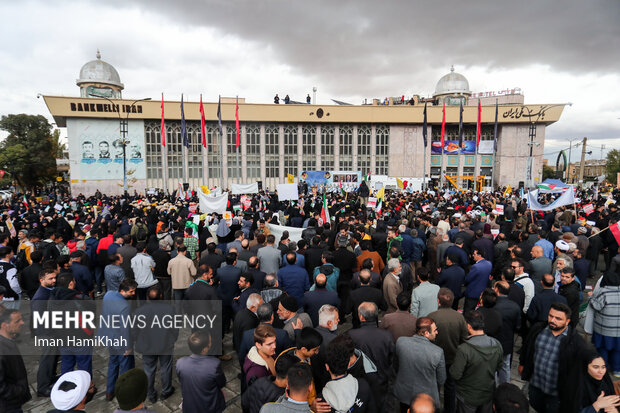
[522, 103, 571, 189]
[92, 95, 151, 195]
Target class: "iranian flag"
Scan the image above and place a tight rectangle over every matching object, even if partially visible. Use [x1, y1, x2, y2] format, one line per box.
[320, 192, 330, 224]
[537, 183, 557, 191]
[23, 195, 29, 210]
[376, 198, 383, 216]
[610, 222, 620, 245]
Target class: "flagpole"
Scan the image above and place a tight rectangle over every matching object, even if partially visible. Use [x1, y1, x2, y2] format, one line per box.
[161, 93, 168, 194]
[236, 96, 240, 182]
[163, 144, 168, 194]
[219, 128, 224, 189]
[423, 148, 427, 191]
[491, 99, 498, 190]
[200, 94, 208, 187]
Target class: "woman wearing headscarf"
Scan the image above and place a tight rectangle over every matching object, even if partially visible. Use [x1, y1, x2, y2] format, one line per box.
[591, 267, 620, 377]
[215, 218, 231, 254]
[562, 347, 620, 413]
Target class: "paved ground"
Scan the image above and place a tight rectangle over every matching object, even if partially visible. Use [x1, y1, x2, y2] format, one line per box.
[21, 263, 606, 412]
[21, 313, 534, 413]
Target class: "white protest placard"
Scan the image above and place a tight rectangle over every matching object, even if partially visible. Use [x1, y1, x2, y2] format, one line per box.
[491, 228, 500, 239]
[583, 204, 595, 215]
[367, 197, 377, 209]
[495, 204, 504, 215]
[276, 183, 299, 201]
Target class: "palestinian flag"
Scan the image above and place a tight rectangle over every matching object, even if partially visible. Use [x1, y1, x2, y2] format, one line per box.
[320, 192, 330, 224]
[537, 183, 557, 191]
[363, 173, 371, 182]
[340, 182, 346, 197]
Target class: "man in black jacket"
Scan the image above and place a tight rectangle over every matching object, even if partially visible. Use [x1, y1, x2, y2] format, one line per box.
[558, 268, 581, 327]
[332, 236, 357, 321]
[526, 273, 567, 325]
[0, 309, 31, 411]
[246, 257, 266, 290]
[232, 293, 262, 354]
[493, 281, 521, 384]
[518, 302, 587, 413]
[347, 302, 394, 406]
[435, 254, 465, 310]
[20, 250, 44, 298]
[303, 274, 340, 327]
[132, 285, 179, 403]
[348, 270, 387, 328]
[304, 236, 324, 283]
[152, 239, 171, 299]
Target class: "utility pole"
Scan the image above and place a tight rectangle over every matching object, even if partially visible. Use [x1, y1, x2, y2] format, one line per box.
[578, 137, 587, 185]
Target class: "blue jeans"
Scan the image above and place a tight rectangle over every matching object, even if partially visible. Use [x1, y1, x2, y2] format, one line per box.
[529, 385, 559, 413]
[106, 352, 135, 394]
[173, 289, 186, 314]
[60, 349, 92, 376]
[95, 266, 104, 292]
[496, 354, 511, 384]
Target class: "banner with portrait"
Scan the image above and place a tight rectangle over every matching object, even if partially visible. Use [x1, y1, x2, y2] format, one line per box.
[68, 118, 146, 181]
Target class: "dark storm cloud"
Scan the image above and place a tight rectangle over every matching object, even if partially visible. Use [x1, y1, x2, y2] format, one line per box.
[116, 0, 619, 92]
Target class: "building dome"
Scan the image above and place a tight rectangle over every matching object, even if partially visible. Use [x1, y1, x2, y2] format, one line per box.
[76, 50, 124, 89]
[433, 66, 470, 97]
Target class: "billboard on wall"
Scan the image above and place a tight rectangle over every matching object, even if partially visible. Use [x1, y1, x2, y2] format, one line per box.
[461, 140, 476, 154]
[478, 140, 494, 154]
[431, 141, 443, 154]
[299, 170, 362, 191]
[443, 140, 460, 154]
[68, 118, 146, 181]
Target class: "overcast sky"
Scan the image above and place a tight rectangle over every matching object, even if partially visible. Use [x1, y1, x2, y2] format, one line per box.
[1, 0, 619, 163]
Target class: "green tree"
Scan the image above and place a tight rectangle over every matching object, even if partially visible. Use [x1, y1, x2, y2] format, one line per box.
[0, 114, 58, 188]
[542, 164, 557, 180]
[607, 149, 620, 185]
[51, 129, 67, 158]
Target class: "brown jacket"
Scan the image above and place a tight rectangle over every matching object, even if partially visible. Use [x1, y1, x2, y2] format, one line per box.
[356, 250, 385, 273]
[167, 253, 197, 290]
[380, 310, 417, 342]
[383, 273, 403, 314]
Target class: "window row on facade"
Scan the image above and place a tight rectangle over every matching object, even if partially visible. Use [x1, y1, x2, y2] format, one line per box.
[144, 122, 390, 184]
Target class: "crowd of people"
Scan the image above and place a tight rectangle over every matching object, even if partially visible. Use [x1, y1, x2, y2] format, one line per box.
[1, 183, 620, 413]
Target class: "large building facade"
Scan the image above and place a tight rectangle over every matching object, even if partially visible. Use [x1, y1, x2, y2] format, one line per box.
[44, 55, 567, 195]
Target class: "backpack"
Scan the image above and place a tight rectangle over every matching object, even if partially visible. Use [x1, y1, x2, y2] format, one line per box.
[14, 249, 29, 272]
[37, 241, 59, 262]
[136, 224, 148, 242]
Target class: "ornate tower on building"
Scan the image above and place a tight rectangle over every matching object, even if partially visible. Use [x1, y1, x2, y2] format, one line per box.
[433, 66, 471, 105]
[76, 50, 124, 98]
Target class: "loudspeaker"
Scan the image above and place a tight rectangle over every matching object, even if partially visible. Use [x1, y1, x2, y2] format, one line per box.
[257, 181, 263, 191]
[518, 181, 524, 189]
[183, 183, 189, 191]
